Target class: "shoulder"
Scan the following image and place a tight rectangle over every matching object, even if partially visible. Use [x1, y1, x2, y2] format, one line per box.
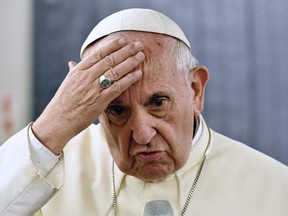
[209, 129, 288, 178]
[194, 128, 288, 214]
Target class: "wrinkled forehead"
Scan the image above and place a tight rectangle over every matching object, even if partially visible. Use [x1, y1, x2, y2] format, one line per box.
[88, 32, 187, 103]
[83, 31, 178, 59]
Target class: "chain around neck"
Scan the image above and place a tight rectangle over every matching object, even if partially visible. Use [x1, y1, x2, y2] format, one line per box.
[110, 125, 212, 216]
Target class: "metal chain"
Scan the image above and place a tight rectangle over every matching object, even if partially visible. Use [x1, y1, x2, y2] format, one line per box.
[180, 126, 211, 215]
[110, 126, 212, 216]
[110, 160, 118, 216]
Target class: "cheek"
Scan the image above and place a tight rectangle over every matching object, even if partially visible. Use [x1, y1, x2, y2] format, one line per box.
[165, 124, 192, 171]
[99, 115, 132, 160]
[167, 104, 194, 138]
[165, 110, 194, 168]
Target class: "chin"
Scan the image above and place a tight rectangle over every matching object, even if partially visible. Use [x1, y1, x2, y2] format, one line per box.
[132, 163, 174, 182]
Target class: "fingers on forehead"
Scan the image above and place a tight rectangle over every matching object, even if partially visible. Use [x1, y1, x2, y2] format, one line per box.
[79, 37, 127, 69]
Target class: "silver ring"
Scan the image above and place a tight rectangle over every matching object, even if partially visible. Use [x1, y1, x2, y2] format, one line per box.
[99, 75, 113, 89]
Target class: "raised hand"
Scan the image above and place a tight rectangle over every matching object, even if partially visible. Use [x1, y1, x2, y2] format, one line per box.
[32, 37, 145, 154]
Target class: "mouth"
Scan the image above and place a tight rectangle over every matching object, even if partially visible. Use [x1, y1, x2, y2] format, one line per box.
[135, 151, 163, 161]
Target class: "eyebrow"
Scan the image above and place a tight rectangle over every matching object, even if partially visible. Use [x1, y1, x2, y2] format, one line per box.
[147, 92, 167, 100]
[108, 91, 170, 107]
[108, 99, 123, 106]
[144, 92, 169, 105]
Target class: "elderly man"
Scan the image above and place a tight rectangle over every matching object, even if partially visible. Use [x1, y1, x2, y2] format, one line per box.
[0, 8, 287, 216]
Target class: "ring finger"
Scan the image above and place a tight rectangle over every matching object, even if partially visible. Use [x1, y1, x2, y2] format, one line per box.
[100, 51, 145, 85]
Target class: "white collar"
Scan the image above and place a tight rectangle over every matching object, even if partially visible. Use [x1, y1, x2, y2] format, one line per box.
[192, 117, 203, 146]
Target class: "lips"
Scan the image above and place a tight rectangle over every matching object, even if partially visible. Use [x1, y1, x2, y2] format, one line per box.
[135, 151, 163, 161]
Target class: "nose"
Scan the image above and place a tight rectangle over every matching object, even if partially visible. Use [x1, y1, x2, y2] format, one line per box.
[130, 113, 156, 145]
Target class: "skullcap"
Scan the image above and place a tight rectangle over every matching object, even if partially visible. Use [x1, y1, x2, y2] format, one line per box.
[80, 8, 190, 58]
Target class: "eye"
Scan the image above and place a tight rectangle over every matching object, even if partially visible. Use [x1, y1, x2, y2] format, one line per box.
[105, 105, 130, 125]
[146, 96, 171, 118]
[151, 97, 166, 108]
[108, 105, 127, 116]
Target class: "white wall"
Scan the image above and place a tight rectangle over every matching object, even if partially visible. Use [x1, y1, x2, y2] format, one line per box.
[0, 0, 33, 144]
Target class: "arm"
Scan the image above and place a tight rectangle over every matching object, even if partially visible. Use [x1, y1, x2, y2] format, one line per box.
[0, 124, 64, 216]
[0, 37, 144, 215]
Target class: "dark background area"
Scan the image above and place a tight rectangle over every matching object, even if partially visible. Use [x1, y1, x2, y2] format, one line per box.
[33, 0, 288, 165]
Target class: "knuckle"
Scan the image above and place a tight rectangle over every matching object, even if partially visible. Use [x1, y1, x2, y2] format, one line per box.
[111, 81, 122, 93]
[92, 48, 102, 60]
[108, 67, 118, 80]
[103, 55, 115, 67]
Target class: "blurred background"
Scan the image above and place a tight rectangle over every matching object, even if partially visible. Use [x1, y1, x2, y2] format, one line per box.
[1, 0, 287, 165]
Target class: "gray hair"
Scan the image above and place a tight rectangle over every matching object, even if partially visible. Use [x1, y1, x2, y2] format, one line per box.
[165, 38, 198, 79]
[175, 40, 198, 75]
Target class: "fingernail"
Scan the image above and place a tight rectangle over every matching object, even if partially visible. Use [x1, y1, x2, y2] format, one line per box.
[135, 70, 142, 77]
[68, 61, 73, 69]
[135, 42, 143, 49]
[119, 38, 126, 45]
[135, 51, 145, 60]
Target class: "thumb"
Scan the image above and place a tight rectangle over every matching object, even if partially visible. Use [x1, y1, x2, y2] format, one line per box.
[68, 61, 77, 70]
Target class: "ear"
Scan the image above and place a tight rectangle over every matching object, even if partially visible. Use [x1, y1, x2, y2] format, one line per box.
[190, 66, 209, 116]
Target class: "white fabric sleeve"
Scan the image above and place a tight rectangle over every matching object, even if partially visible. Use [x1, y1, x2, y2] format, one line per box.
[29, 126, 60, 175]
[0, 124, 65, 216]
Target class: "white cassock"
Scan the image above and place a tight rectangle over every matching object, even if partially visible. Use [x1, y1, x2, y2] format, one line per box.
[0, 116, 288, 216]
